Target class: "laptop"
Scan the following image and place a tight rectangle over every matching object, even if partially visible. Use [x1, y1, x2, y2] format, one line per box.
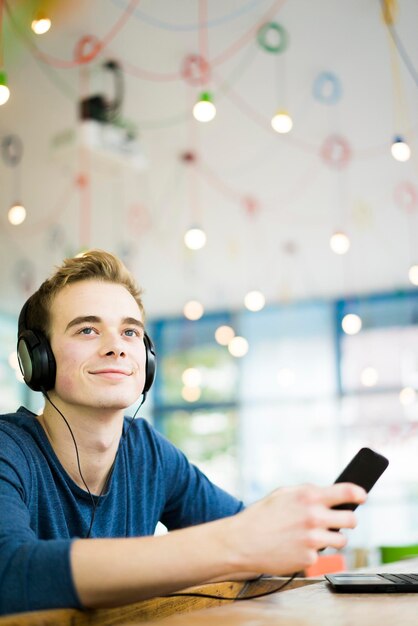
[325, 572, 418, 592]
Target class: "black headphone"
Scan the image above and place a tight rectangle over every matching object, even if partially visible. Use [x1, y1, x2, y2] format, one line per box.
[17, 296, 156, 395]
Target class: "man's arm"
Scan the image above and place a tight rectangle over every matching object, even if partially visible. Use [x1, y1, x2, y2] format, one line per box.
[0, 427, 80, 615]
[72, 482, 366, 608]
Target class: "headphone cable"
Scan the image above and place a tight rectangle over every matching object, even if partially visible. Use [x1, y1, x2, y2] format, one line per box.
[39, 394, 300, 599]
[165, 571, 301, 601]
[42, 389, 146, 538]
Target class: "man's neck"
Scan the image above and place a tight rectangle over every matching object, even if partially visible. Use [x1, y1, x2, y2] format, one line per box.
[40, 397, 124, 495]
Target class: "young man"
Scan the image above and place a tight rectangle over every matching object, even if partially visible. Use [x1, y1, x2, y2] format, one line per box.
[0, 250, 365, 615]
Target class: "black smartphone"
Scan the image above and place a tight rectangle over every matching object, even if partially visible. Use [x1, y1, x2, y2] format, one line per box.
[332, 447, 389, 511]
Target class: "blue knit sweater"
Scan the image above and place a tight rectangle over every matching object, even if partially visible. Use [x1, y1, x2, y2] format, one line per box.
[0, 407, 243, 615]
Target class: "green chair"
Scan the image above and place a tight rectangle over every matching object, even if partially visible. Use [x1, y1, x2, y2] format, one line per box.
[379, 544, 418, 564]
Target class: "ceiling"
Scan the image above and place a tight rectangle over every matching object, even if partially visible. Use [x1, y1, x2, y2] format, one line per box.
[1, 0, 418, 320]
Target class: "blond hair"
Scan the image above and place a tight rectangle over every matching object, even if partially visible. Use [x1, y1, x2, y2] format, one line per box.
[24, 250, 144, 337]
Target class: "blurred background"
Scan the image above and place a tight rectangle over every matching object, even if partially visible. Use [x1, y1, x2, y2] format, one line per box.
[1, 0, 418, 568]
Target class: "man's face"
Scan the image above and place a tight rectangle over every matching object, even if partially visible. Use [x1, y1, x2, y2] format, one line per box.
[48, 280, 147, 414]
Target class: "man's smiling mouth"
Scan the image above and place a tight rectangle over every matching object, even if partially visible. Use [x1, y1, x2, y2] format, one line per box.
[89, 368, 133, 377]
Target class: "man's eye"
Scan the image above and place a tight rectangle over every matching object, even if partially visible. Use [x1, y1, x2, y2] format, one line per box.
[79, 327, 95, 335]
[124, 329, 138, 337]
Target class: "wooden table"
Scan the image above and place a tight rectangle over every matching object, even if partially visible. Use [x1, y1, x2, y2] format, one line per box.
[150, 572, 418, 626]
[2, 558, 418, 626]
[0, 577, 316, 626]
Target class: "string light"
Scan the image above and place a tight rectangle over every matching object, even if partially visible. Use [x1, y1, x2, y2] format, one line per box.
[181, 366, 202, 403]
[228, 336, 249, 357]
[399, 387, 416, 406]
[244, 290, 265, 311]
[391, 135, 411, 162]
[215, 325, 235, 346]
[183, 300, 204, 320]
[182, 368, 202, 387]
[271, 109, 293, 133]
[0, 0, 9, 106]
[341, 313, 362, 335]
[31, 13, 51, 35]
[8, 203, 26, 225]
[193, 92, 216, 122]
[184, 226, 207, 250]
[0, 71, 10, 106]
[330, 231, 350, 255]
[181, 386, 201, 402]
[408, 265, 418, 286]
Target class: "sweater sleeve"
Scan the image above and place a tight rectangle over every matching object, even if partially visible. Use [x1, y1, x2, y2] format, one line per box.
[0, 428, 80, 616]
[144, 424, 244, 530]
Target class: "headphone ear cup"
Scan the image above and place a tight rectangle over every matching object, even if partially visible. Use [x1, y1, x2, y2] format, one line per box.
[17, 329, 56, 392]
[143, 333, 156, 394]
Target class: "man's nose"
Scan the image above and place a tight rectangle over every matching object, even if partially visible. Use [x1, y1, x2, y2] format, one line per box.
[100, 333, 126, 357]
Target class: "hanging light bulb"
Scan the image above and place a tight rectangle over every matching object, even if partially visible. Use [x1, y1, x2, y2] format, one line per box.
[399, 387, 416, 406]
[215, 325, 235, 346]
[408, 265, 418, 286]
[183, 300, 204, 320]
[184, 226, 207, 250]
[391, 135, 411, 162]
[0, 71, 10, 106]
[31, 13, 52, 34]
[181, 386, 201, 402]
[228, 336, 249, 357]
[329, 231, 350, 255]
[8, 203, 26, 225]
[193, 92, 216, 122]
[271, 109, 293, 134]
[341, 313, 362, 335]
[182, 368, 202, 387]
[244, 290, 266, 311]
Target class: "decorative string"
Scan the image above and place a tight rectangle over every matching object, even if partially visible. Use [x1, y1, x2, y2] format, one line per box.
[4, 177, 77, 237]
[384, 4, 408, 134]
[3, 0, 286, 82]
[4, 0, 141, 69]
[78, 65, 92, 249]
[196, 158, 244, 205]
[0, 0, 4, 68]
[195, 153, 322, 221]
[104, 0, 287, 83]
[381, 0, 418, 89]
[209, 0, 286, 67]
[198, 0, 209, 69]
[111, 0, 273, 32]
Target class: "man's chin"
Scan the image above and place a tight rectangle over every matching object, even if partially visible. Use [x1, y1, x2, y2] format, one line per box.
[94, 393, 141, 412]
[51, 386, 142, 414]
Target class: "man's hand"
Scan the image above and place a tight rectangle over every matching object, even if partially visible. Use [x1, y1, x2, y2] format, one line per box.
[223, 483, 366, 575]
[71, 482, 366, 608]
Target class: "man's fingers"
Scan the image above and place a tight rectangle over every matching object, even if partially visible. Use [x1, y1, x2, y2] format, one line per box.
[322, 482, 367, 508]
[326, 509, 357, 530]
[305, 505, 357, 531]
[316, 529, 348, 551]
